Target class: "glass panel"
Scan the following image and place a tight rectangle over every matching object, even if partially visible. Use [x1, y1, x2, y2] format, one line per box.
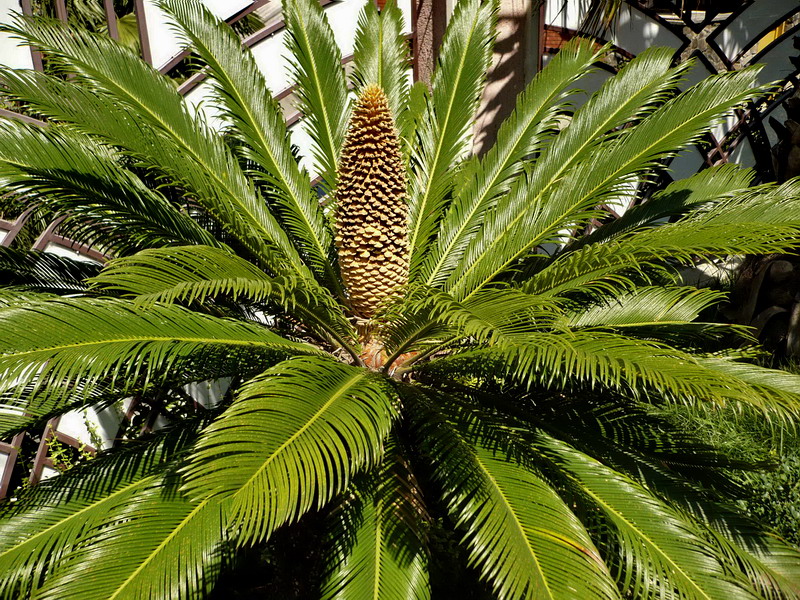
[669, 146, 705, 180]
[609, 4, 681, 57]
[717, 0, 799, 62]
[184, 81, 227, 131]
[40, 465, 60, 481]
[545, 0, 582, 30]
[249, 27, 293, 94]
[0, 0, 33, 69]
[753, 33, 800, 86]
[42, 242, 103, 265]
[142, 0, 253, 69]
[325, 0, 370, 56]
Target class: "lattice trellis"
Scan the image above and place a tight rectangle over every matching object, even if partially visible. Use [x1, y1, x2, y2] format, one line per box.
[544, 0, 800, 186]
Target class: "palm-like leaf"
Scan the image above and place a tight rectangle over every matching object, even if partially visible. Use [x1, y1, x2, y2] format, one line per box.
[420, 327, 800, 419]
[0, 24, 305, 276]
[36, 490, 228, 600]
[582, 436, 800, 600]
[569, 164, 756, 250]
[446, 68, 769, 299]
[0, 120, 220, 254]
[409, 390, 620, 600]
[0, 247, 100, 294]
[380, 286, 563, 364]
[0, 1, 799, 598]
[180, 357, 398, 544]
[0, 297, 315, 408]
[0, 420, 205, 598]
[566, 286, 726, 328]
[526, 220, 800, 299]
[421, 38, 603, 286]
[283, 0, 350, 192]
[89, 245, 356, 352]
[351, 0, 411, 143]
[536, 434, 762, 600]
[407, 0, 496, 270]
[158, 0, 340, 294]
[321, 440, 429, 600]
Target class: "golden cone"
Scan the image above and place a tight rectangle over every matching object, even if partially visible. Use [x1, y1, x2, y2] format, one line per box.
[335, 85, 408, 319]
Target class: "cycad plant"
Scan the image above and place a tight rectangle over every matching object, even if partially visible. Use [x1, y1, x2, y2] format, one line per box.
[1, 0, 800, 598]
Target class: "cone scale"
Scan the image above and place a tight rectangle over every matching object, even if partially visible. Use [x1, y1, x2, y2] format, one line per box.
[335, 85, 409, 322]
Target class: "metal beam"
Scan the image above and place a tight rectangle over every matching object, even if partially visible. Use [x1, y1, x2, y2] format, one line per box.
[104, 0, 120, 40]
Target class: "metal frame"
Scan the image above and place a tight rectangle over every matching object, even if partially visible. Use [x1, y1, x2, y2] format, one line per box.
[133, 0, 153, 64]
[31, 217, 107, 263]
[156, 0, 270, 73]
[28, 417, 96, 487]
[104, 0, 119, 40]
[540, 0, 800, 182]
[0, 207, 34, 247]
[19, 0, 43, 70]
[0, 434, 26, 499]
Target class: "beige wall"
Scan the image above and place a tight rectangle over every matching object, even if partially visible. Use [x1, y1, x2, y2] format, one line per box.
[474, 0, 537, 153]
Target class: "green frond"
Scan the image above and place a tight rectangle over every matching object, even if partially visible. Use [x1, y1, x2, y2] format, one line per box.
[421, 38, 603, 286]
[695, 357, 800, 423]
[0, 297, 315, 407]
[159, 0, 341, 294]
[351, 0, 411, 144]
[445, 66, 768, 299]
[0, 246, 100, 295]
[321, 440, 430, 600]
[36, 491, 228, 600]
[89, 246, 356, 349]
[0, 119, 220, 255]
[419, 329, 800, 418]
[381, 286, 562, 367]
[402, 80, 431, 157]
[0, 419, 205, 599]
[180, 356, 398, 545]
[528, 394, 745, 471]
[407, 0, 496, 273]
[570, 164, 756, 250]
[689, 177, 800, 226]
[0, 2, 797, 597]
[665, 491, 800, 599]
[0, 383, 111, 438]
[283, 0, 350, 192]
[0, 289, 58, 308]
[578, 0, 626, 33]
[440, 44, 689, 294]
[525, 220, 800, 299]
[0, 23, 307, 276]
[536, 433, 771, 600]
[564, 286, 746, 348]
[408, 391, 620, 600]
[565, 286, 726, 328]
[581, 434, 800, 600]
